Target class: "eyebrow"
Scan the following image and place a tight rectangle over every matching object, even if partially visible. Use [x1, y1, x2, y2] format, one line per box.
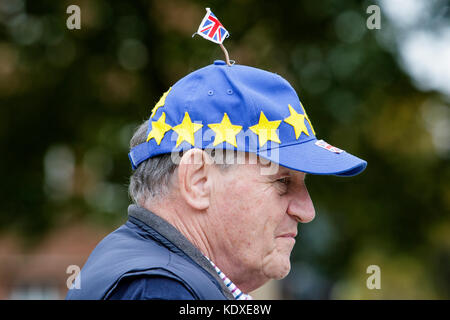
[268, 169, 291, 179]
[280, 170, 308, 180]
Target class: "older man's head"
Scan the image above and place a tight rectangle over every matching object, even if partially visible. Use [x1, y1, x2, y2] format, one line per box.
[127, 61, 367, 293]
[129, 120, 315, 292]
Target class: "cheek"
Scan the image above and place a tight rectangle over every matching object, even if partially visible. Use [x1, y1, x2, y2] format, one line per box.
[216, 181, 271, 241]
[219, 177, 257, 210]
[212, 173, 290, 266]
[220, 182, 260, 230]
[222, 184, 285, 250]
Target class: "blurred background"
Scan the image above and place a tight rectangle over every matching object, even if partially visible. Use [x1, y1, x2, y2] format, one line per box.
[0, 0, 449, 299]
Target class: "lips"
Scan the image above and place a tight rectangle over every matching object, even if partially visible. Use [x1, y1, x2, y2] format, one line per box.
[277, 232, 297, 239]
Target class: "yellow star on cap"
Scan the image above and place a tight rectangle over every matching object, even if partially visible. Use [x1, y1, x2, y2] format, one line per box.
[172, 112, 203, 147]
[146, 112, 172, 145]
[300, 101, 316, 136]
[284, 104, 310, 139]
[249, 111, 281, 147]
[150, 87, 172, 118]
[208, 113, 242, 148]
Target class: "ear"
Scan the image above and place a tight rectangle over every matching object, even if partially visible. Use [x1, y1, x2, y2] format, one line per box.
[177, 148, 213, 211]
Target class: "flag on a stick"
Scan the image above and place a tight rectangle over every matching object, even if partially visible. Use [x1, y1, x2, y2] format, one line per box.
[195, 8, 229, 44]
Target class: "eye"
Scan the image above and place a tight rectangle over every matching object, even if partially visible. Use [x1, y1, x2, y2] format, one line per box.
[275, 177, 290, 195]
[277, 177, 290, 186]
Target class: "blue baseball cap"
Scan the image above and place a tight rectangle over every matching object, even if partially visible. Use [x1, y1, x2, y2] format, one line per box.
[129, 60, 367, 176]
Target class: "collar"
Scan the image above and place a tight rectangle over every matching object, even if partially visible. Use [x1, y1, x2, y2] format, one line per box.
[206, 257, 253, 300]
[127, 204, 235, 300]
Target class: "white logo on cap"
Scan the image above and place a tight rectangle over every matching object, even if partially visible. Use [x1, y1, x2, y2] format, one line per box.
[315, 140, 344, 153]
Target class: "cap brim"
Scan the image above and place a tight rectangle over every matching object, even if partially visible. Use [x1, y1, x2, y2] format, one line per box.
[257, 138, 367, 177]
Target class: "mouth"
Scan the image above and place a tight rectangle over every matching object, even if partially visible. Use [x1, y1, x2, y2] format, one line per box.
[277, 232, 297, 239]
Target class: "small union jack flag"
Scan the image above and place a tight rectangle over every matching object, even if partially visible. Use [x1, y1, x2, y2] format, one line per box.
[195, 8, 229, 44]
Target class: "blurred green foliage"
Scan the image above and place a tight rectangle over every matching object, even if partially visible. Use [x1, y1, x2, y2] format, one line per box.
[0, 0, 448, 298]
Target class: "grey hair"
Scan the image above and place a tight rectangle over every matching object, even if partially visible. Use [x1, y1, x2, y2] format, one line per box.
[128, 121, 179, 204]
[128, 120, 237, 205]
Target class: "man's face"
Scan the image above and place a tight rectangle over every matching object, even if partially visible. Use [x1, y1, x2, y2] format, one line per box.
[208, 158, 315, 291]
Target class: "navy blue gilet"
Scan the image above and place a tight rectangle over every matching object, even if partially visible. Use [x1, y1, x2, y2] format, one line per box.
[66, 209, 230, 300]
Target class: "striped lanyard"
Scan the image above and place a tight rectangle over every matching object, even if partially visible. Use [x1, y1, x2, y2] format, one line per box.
[206, 257, 253, 300]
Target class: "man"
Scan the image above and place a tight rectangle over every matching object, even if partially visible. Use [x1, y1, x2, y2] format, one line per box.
[66, 60, 367, 300]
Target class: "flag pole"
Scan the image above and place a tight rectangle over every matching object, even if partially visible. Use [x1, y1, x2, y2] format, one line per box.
[220, 43, 233, 66]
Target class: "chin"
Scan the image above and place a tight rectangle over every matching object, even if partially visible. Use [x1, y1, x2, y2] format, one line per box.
[275, 262, 291, 280]
[264, 256, 292, 280]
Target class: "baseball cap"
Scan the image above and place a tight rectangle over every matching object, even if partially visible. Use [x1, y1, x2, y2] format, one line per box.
[129, 60, 367, 176]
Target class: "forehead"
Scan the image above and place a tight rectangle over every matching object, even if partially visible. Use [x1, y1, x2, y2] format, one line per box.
[210, 150, 306, 178]
[225, 157, 305, 179]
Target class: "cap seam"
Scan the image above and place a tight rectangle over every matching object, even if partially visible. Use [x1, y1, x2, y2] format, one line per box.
[228, 65, 259, 126]
[263, 136, 317, 151]
[184, 74, 201, 120]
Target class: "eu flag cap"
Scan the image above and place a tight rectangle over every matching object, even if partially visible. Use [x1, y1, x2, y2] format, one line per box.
[129, 60, 367, 176]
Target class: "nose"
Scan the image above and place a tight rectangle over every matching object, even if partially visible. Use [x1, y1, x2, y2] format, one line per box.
[287, 185, 315, 223]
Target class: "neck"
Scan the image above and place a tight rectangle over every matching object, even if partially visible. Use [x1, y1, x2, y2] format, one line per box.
[211, 252, 269, 293]
[143, 200, 267, 294]
[144, 199, 216, 261]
